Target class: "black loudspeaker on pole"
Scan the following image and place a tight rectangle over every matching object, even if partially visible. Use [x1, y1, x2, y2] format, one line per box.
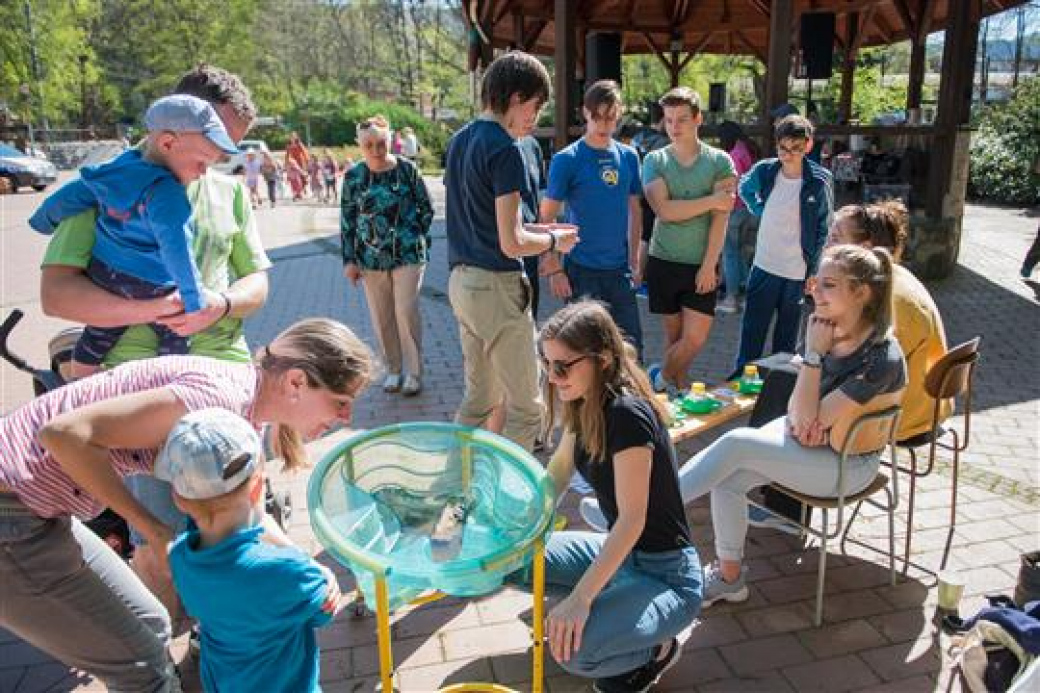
[586, 32, 623, 85]
[800, 13, 836, 80]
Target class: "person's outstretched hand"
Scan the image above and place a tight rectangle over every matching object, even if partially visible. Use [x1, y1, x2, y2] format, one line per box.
[546, 592, 590, 663]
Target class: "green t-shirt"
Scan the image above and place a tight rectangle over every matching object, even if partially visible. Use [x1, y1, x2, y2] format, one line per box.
[641, 143, 736, 265]
[41, 171, 271, 366]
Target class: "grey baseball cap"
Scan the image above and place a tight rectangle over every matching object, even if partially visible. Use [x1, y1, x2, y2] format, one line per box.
[144, 94, 238, 155]
[155, 409, 262, 500]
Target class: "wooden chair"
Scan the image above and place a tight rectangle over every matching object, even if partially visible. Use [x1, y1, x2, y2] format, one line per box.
[895, 337, 981, 573]
[751, 403, 903, 627]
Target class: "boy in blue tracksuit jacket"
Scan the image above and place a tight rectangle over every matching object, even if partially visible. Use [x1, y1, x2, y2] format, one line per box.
[28, 94, 237, 375]
[734, 115, 833, 372]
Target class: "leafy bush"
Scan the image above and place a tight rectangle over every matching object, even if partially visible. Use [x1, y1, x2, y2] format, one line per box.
[277, 87, 449, 166]
[968, 76, 1040, 206]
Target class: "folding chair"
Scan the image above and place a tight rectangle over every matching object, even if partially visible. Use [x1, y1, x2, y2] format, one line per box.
[896, 337, 981, 573]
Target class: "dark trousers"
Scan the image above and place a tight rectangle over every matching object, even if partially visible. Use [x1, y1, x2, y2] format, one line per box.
[564, 259, 643, 358]
[1024, 226, 1040, 274]
[736, 266, 804, 373]
[748, 360, 810, 523]
[75, 258, 188, 365]
[522, 255, 540, 321]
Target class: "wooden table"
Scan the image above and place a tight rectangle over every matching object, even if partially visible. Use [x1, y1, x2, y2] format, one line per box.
[666, 386, 758, 444]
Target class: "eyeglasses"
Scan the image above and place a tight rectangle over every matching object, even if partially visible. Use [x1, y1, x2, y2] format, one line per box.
[777, 142, 806, 155]
[541, 354, 590, 378]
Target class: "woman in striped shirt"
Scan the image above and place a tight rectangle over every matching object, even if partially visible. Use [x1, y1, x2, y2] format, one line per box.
[0, 317, 372, 692]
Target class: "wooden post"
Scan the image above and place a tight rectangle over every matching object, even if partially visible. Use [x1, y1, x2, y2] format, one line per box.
[554, 0, 576, 151]
[762, 0, 793, 127]
[839, 13, 859, 124]
[927, 0, 979, 218]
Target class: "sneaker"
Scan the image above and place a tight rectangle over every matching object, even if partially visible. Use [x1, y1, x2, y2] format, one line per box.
[747, 505, 803, 536]
[702, 562, 749, 608]
[648, 364, 676, 396]
[716, 295, 739, 314]
[579, 497, 609, 532]
[382, 373, 402, 393]
[593, 637, 681, 693]
[401, 375, 422, 397]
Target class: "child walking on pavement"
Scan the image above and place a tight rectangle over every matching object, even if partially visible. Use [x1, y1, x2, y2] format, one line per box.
[29, 94, 238, 377]
[160, 408, 342, 693]
[734, 114, 833, 373]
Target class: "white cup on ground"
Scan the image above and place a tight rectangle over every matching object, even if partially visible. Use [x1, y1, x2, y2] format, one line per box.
[937, 570, 966, 613]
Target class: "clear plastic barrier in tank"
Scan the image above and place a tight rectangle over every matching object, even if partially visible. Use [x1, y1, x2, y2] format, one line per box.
[308, 423, 555, 610]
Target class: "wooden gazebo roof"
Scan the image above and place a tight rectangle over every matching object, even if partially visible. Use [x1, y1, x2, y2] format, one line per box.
[469, 0, 1024, 61]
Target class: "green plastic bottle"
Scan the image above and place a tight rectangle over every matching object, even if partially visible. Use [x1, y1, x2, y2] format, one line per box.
[739, 364, 764, 394]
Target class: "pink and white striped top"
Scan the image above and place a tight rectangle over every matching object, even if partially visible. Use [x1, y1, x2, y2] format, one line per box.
[0, 356, 260, 519]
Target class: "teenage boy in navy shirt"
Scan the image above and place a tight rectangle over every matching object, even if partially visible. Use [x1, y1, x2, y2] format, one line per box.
[735, 114, 833, 372]
[540, 80, 644, 357]
[443, 51, 579, 452]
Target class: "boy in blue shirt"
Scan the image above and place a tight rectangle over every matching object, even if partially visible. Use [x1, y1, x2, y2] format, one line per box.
[735, 114, 833, 373]
[29, 94, 238, 377]
[157, 408, 340, 693]
[540, 79, 644, 357]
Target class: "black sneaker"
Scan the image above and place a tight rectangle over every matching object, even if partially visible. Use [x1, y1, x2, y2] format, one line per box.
[592, 637, 681, 693]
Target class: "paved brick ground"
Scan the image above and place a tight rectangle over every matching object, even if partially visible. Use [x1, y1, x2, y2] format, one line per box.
[1, 178, 1037, 692]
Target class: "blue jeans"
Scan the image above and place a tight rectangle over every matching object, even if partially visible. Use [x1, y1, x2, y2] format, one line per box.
[564, 260, 643, 358]
[722, 208, 752, 299]
[528, 531, 702, 679]
[735, 266, 804, 372]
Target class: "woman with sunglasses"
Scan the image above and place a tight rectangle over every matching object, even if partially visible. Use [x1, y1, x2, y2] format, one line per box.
[535, 300, 701, 692]
[341, 114, 434, 397]
[0, 318, 371, 692]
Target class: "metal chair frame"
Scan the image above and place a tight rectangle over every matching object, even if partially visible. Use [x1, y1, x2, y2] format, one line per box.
[895, 338, 980, 574]
[750, 405, 903, 627]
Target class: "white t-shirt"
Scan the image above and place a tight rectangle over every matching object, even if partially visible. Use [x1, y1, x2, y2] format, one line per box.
[754, 172, 806, 280]
[243, 158, 263, 186]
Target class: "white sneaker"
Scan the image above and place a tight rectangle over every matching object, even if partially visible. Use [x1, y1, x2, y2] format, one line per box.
[382, 373, 402, 393]
[579, 497, 609, 532]
[401, 375, 422, 397]
[717, 296, 739, 314]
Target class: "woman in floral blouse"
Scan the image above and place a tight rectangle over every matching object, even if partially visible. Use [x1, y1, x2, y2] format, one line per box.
[341, 115, 434, 396]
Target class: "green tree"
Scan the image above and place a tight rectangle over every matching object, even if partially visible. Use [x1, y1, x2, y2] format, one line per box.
[968, 75, 1040, 205]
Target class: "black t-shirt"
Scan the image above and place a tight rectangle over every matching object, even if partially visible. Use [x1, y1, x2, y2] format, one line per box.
[573, 393, 692, 552]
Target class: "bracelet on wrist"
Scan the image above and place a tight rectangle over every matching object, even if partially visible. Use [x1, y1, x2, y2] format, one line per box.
[548, 230, 558, 253]
[219, 292, 232, 320]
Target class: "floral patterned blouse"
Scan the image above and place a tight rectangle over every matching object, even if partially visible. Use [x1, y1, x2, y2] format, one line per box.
[340, 157, 433, 270]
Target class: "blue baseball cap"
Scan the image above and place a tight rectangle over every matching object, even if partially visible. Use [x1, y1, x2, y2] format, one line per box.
[155, 409, 262, 500]
[144, 94, 238, 155]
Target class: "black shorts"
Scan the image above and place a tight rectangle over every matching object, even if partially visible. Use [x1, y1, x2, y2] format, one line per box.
[646, 255, 717, 316]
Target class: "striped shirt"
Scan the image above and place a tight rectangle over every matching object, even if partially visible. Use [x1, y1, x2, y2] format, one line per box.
[0, 356, 260, 519]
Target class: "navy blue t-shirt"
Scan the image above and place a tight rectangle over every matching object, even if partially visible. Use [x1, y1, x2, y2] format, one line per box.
[444, 119, 528, 271]
[545, 138, 642, 270]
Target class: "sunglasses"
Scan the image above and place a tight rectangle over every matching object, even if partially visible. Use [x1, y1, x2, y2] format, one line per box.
[541, 354, 590, 378]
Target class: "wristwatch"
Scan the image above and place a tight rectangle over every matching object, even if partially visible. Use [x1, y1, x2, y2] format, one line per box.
[803, 350, 823, 368]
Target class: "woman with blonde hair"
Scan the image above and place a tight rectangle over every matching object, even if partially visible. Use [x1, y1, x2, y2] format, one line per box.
[532, 300, 701, 691]
[678, 245, 906, 607]
[341, 115, 434, 396]
[0, 318, 372, 692]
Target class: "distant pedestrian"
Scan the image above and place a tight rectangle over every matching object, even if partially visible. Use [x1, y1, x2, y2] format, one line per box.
[261, 152, 280, 207]
[1021, 225, 1040, 278]
[243, 150, 263, 207]
[321, 150, 338, 203]
[401, 127, 420, 161]
[341, 115, 434, 397]
[286, 158, 306, 201]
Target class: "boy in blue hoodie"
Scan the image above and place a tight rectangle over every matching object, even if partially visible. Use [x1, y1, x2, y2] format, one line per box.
[29, 94, 237, 376]
[734, 115, 832, 373]
[157, 408, 341, 693]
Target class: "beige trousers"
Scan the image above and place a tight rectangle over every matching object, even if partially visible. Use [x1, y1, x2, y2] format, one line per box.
[448, 265, 544, 452]
[360, 264, 425, 377]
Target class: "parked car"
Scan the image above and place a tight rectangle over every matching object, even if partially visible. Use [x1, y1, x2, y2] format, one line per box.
[0, 144, 57, 192]
[212, 139, 271, 175]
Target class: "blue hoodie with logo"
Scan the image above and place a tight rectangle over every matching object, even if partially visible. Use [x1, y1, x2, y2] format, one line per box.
[29, 149, 204, 312]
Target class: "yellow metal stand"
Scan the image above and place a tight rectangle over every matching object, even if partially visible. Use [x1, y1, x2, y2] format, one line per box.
[370, 540, 547, 693]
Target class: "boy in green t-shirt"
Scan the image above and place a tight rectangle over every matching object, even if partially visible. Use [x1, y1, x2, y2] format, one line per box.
[642, 87, 737, 393]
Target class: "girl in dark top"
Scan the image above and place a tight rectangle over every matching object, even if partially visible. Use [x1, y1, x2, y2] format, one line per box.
[537, 300, 701, 693]
[677, 244, 906, 607]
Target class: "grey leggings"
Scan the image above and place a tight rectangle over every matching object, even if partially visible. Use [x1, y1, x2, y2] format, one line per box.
[677, 417, 879, 562]
[0, 504, 177, 692]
